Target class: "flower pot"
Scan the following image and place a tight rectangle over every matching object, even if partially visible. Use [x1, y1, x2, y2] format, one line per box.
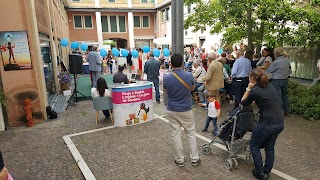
[60, 82, 70, 93]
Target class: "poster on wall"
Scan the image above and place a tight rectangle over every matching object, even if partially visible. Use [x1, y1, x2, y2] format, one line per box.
[0, 31, 32, 71]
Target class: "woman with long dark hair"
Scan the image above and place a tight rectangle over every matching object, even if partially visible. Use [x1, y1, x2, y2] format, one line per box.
[256, 48, 274, 70]
[241, 68, 284, 180]
[91, 77, 112, 118]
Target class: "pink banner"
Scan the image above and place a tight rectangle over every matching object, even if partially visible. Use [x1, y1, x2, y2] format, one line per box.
[112, 88, 152, 104]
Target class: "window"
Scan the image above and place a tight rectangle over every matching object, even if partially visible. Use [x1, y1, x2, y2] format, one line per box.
[84, 15, 92, 28]
[134, 16, 140, 28]
[108, 0, 115, 2]
[151, 0, 154, 3]
[73, 15, 82, 28]
[110, 16, 117, 32]
[162, 8, 170, 22]
[154, 15, 157, 31]
[142, 16, 149, 28]
[119, 16, 126, 32]
[101, 16, 108, 32]
[141, 0, 148, 3]
[101, 15, 126, 33]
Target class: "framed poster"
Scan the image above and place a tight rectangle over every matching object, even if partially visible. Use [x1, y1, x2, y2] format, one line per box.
[0, 31, 32, 71]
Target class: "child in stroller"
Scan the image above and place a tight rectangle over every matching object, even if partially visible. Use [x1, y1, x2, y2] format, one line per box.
[202, 105, 256, 171]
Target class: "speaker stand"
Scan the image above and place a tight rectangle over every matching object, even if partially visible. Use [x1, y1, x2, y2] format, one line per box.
[66, 74, 92, 110]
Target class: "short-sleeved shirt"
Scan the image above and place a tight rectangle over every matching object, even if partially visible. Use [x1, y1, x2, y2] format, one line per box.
[208, 100, 220, 118]
[91, 88, 111, 98]
[164, 69, 194, 112]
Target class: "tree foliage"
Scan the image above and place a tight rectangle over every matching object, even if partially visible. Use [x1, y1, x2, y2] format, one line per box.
[184, 0, 320, 49]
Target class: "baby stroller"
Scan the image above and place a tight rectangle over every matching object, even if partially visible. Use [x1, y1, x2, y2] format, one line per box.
[202, 105, 256, 171]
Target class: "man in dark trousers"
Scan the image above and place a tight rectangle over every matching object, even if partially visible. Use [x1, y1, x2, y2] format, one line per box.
[144, 50, 161, 103]
[87, 46, 102, 87]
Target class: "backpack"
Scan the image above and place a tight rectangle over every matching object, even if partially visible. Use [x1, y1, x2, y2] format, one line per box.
[46, 106, 57, 119]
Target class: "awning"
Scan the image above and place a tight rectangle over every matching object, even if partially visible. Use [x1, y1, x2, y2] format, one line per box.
[153, 37, 195, 45]
[134, 36, 155, 40]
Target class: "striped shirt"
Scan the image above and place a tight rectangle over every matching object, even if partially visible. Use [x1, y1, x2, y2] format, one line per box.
[231, 56, 252, 78]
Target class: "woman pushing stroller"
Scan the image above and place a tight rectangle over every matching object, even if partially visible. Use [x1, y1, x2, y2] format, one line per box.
[241, 68, 284, 180]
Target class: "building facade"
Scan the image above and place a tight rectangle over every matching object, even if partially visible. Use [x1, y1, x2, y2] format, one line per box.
[66, 0, 158, 49]
[0, 0, 69, 128]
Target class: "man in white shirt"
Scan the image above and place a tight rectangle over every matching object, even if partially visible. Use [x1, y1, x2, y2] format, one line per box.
[192, 60, 206, 91]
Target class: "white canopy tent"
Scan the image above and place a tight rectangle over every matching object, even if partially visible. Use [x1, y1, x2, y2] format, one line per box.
[153, 37, 194, 46]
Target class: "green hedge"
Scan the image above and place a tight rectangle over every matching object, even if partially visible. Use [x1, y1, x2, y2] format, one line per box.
[288, 80, 320, 120]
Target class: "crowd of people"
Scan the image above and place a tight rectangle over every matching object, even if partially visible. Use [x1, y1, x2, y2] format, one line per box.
[163, 45, 292, 180]
[85, 43, 292, 179]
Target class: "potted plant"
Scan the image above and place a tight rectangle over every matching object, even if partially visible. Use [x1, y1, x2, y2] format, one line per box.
[58, 71, 71, 92]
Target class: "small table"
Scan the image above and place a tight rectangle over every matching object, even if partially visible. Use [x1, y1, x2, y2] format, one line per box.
[111, 81, 153, 127]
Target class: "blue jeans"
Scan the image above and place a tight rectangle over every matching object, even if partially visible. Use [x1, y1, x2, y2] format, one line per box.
[204, 116, 218, 134]
[148, 77, 160, 102]
[272, 79, 289, 113]
[194, 82, 203, 92]
[250, 123, 284, 175]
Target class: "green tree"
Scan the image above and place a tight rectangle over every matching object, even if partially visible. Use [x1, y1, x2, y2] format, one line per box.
[184, 0, 296, 51]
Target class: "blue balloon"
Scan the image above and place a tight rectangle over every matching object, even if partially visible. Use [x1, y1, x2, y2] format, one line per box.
[163, 48, 170, 57]
[153, 49, 160, 57]
[112, 48, 119, 57]
[218, 48, 223, 54]
[70, 42, 79, 49]
[60, 38, 69, 47]
[100, 48, 107, 57]
[121, 49, 128, 57]
[132, 50, 138, 58]
[80, 43, 88, 51]
[143, 46, 150, 53]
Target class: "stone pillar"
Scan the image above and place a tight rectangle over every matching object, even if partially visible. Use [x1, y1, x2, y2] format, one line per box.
[25, 0, 48, 119]
[171, 0, 184, 55]
[95, 0, 103, 48]
[127, 0, 135, 49]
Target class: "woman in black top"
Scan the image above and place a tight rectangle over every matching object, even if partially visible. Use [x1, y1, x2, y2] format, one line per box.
[241, 68, 284, 180]
[0, 150, 8, 180]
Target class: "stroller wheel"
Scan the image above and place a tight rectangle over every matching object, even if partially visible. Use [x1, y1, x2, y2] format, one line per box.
[225, 159, 234, 171]
[231, 158, 238, 169]
[202, 144, 212, 155]
[246, 155, 254, 165]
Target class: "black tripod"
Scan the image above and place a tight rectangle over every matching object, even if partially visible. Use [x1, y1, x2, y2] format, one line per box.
[66, 74, 92, 110]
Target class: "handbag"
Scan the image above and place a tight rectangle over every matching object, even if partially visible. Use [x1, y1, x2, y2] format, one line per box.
[5, 173, 14, 180]
[171, 72, 191, 91]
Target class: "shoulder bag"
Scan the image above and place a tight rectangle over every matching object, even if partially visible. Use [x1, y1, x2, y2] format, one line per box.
[171, 72, 192, 91]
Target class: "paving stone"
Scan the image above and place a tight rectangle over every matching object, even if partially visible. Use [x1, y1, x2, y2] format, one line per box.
[0, 87, 319, 179]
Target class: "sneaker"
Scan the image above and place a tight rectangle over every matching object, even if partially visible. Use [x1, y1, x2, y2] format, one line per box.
[174, 160, 185, 167]
[204, 106, 208, 110]
[191, 159, 201, 166]
[252, 169, 268, 180]
[202, 129, 207, 132]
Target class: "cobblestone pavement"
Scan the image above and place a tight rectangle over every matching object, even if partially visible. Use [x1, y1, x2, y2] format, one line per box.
[0, 88, 320, 179]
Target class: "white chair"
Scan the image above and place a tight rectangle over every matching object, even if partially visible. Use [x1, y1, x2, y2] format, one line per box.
[93, 96, 113, 125]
